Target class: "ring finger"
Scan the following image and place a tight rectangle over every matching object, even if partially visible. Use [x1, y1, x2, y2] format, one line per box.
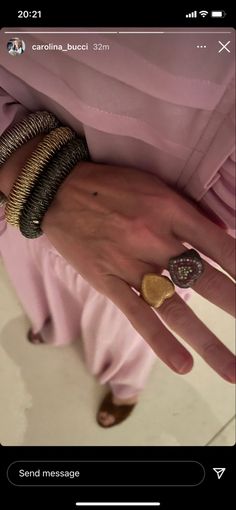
[134, 233, 235, 318]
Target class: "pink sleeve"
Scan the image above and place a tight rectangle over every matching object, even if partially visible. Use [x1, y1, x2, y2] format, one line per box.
[0, 86, 28, 136]
[200, 153, 235, 236]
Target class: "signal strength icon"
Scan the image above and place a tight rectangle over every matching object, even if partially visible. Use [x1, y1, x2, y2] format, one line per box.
[186, 11, 197, 18]
[199, 10, 208, 17]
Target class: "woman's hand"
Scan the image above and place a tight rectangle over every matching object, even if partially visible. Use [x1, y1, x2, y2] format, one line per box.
[42, 161, 235, 383]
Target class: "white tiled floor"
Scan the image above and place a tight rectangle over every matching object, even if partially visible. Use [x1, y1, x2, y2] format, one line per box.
[0, 259, 235, 446]
[207, 417, 235, 446]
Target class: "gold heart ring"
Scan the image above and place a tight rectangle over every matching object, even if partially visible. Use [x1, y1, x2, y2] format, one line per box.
[141, 273, 175, 308]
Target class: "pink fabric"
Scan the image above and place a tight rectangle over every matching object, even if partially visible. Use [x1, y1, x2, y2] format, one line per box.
[0, 216, 155, 399]
[0, 29, 235, 397]
[0, 29, 235, 227]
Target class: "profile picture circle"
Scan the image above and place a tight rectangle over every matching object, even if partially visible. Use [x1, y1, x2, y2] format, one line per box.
[7, 38, 25, 56]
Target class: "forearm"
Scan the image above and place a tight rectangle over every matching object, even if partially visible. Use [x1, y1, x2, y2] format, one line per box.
[0, 134, 44, 197]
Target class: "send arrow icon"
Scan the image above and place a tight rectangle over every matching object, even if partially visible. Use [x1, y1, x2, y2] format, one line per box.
[213, 468, 226, 479]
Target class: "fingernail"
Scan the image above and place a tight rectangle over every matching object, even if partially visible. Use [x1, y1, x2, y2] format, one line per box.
[222, 362, 236, 383]
[169, 353, 193, 374]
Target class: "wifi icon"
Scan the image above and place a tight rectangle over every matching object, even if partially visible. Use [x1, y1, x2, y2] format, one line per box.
[199, 10, 208, 17]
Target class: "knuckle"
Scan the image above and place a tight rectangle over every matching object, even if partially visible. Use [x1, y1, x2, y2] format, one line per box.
[197, 267, 219, 293]
[132, 216, 149, 234]
[165, 195, 187, 227]
[161, 300, 187, 329]
[109, 210, 128, 229]
[125, 216, 150, 246]
[201, 341, 221, 359]
[147, 329, 162, 348]
[126, 300, 141, 322]
[110, 213, 148, 244]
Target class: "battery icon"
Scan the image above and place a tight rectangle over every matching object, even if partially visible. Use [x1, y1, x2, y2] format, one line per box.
[211, 10, 226, 18]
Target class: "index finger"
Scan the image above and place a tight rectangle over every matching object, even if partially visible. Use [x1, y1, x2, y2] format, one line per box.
[103, 275, 193, 375]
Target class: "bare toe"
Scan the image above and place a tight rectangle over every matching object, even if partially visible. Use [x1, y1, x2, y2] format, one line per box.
[98, 411, 116, 427]
[97, 392, 136, 428]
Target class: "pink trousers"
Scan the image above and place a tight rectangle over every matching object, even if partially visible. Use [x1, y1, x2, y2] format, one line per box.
[0, 211, 157, 399]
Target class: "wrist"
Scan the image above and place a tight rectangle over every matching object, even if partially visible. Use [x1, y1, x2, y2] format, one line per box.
[0, 134, 44, 197]
[41, 160, 92, 233]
